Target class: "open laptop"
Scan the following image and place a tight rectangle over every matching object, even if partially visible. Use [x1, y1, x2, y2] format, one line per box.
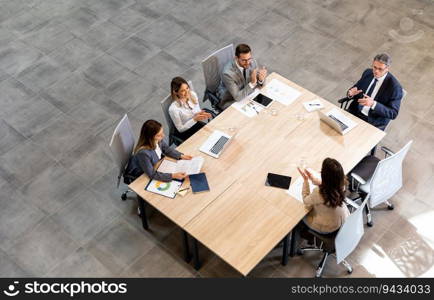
[319, 109, 357, 135]
[199, 130, 232, 158]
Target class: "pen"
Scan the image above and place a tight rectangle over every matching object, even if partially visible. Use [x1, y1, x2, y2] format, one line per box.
[178, 187, 190, 192]
[309, 104, 321, 106]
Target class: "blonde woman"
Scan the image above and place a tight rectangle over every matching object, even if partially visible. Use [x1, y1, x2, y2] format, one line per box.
[168, 77, 211, 140]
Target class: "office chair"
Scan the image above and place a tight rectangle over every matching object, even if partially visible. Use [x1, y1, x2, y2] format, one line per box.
[348, 140, 413, 227]
[109, 114, 136, 201]
[201, 44, 234, 114]
[297, 198, 368, 277]
[161, 80, 216, 146]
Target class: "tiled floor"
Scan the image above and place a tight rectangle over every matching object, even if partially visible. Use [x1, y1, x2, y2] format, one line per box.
[0, 0, 433, 278]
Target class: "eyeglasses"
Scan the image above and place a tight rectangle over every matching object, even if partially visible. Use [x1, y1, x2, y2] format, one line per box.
[372, 65, 388, 72]
[238, 57, 253, 63]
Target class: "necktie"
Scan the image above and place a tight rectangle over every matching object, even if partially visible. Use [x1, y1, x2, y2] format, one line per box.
[366, 78, 378, 97]
[243, 68, 246, 82]
[359, 78, 377, 113]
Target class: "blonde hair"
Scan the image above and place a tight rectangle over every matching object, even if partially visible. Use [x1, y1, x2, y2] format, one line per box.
[170, 77, 198, 108]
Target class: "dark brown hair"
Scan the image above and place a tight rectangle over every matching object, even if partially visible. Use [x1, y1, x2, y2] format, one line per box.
[319, 158, 347, 208]
[134, 120, 162, 153]
[235, 44, 251, 57]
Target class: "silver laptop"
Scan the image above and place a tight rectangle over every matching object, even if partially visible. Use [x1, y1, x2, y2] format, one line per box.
[199, 130, 232, 158]
[319, 109, 356, 135]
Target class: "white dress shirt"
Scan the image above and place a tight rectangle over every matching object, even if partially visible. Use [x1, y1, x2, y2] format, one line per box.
[155, 142, 162, 159]
[168, 91, 201, 133]
[361, 72, 388, 116]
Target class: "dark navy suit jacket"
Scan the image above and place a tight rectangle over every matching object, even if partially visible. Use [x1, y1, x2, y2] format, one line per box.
[348, 69, 403, 129]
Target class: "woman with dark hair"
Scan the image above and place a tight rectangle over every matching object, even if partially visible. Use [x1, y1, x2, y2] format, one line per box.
[297, 157, 350, 234]
[168, 76, 211, 140]
[125, 120, 192, 182]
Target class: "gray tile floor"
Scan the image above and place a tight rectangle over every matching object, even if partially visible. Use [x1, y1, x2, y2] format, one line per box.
[0, 0, 433, 278]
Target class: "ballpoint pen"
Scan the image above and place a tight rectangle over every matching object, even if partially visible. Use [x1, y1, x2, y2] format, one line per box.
[178, 187, 190, 192]
[309, 104, 321, 106]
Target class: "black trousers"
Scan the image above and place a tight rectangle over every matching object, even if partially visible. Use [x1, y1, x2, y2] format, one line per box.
[175, 122, 206, 141]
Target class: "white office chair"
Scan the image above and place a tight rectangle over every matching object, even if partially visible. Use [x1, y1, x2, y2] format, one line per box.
[109, 114, 136, 200]
[349, 140, 413, 226]
[298, 198, 368, 277]
[201, 44, 234, 113]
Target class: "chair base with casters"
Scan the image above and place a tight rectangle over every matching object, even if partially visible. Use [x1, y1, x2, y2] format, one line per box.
[297, 229, 352, 278]
[349, 145, 400, 227]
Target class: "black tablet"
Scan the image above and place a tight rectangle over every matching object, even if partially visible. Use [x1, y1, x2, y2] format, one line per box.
[252, 93, 273, 107]
[266, 173, 291, 189]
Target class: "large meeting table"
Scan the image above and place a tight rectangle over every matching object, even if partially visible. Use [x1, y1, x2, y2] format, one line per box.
[129, 72, 385, 276]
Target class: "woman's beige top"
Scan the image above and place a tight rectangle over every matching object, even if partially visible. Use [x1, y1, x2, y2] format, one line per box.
[302, 181, 350, 233]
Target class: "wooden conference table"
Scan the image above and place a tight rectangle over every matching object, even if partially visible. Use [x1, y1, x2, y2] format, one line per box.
[129, 72, 385, 276]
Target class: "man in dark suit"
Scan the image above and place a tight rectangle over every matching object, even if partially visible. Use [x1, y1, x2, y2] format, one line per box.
[347, 53, 403, 130]
[217, 44, 267, 110]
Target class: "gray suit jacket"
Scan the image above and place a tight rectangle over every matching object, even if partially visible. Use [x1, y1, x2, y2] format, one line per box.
[217, 59, 260, 109]
[125, 140, 182, 182]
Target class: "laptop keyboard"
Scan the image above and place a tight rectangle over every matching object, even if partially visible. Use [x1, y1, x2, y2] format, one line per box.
[329, 115, 348, 131]
[210, 136, 229, 155]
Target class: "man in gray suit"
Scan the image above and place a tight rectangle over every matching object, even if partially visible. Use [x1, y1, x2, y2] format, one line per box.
[217, 44, 267, 110]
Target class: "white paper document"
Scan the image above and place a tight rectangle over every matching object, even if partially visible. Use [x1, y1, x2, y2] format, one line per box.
[263, 78, 302, 106]
[231, 93, 265, 118]
[146, 179, 182, 198]
[303, 99, 324, 112]
[158, 157, 204, 175]
[286, 169, 321, 202]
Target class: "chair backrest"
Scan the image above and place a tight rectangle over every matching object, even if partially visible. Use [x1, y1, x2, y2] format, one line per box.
[335, 198, 368, 264]
[160, 80, 195, 144]
[384, 88, 407, 132]
[109, 114, 135, 187]
[369, 140, 413, 208]
[161, 94, 176, 140]
[201, 44, 234, 94]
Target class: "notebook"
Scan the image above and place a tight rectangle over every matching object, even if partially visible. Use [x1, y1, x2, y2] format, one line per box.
[266, 173, 291, 189]
[189, 173, 210, 193]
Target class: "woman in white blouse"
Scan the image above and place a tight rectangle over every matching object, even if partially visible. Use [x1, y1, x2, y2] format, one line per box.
[168, 77, 211, 140]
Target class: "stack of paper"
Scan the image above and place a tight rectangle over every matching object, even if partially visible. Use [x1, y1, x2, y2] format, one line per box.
[263, 78, 301, 106]
[158, 157, 204, 175]
[303, 99, 324, 112]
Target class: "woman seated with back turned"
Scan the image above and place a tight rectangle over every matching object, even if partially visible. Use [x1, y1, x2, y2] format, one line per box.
[168, 77, 211, 140]
[297, 157, 350, 236]
[125, 119, 192, 182]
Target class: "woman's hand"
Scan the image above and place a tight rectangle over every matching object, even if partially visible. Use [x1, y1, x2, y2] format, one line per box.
[193, 111, 211, 122]
[172, 172, 187, 180]
[297, 167, 308, 181]
[181, 154, 192, 160]
[305, 169, 322, 186]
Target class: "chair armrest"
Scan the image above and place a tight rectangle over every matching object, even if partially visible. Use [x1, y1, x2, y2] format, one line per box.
[203, 108, 217, 118]
[380, 146, 395, 158]
[338, 97, 351, 104]
[350, 172, 366, 185]
[344, 197, 360, 209]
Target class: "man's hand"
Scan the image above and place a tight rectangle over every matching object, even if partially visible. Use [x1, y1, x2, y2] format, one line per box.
[358, 94, 374, 107]
[250, 68, 257, 85]
[258, 66, 267, 82]
[180, 155, 192, 160]
[348, 87, 363, 98]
